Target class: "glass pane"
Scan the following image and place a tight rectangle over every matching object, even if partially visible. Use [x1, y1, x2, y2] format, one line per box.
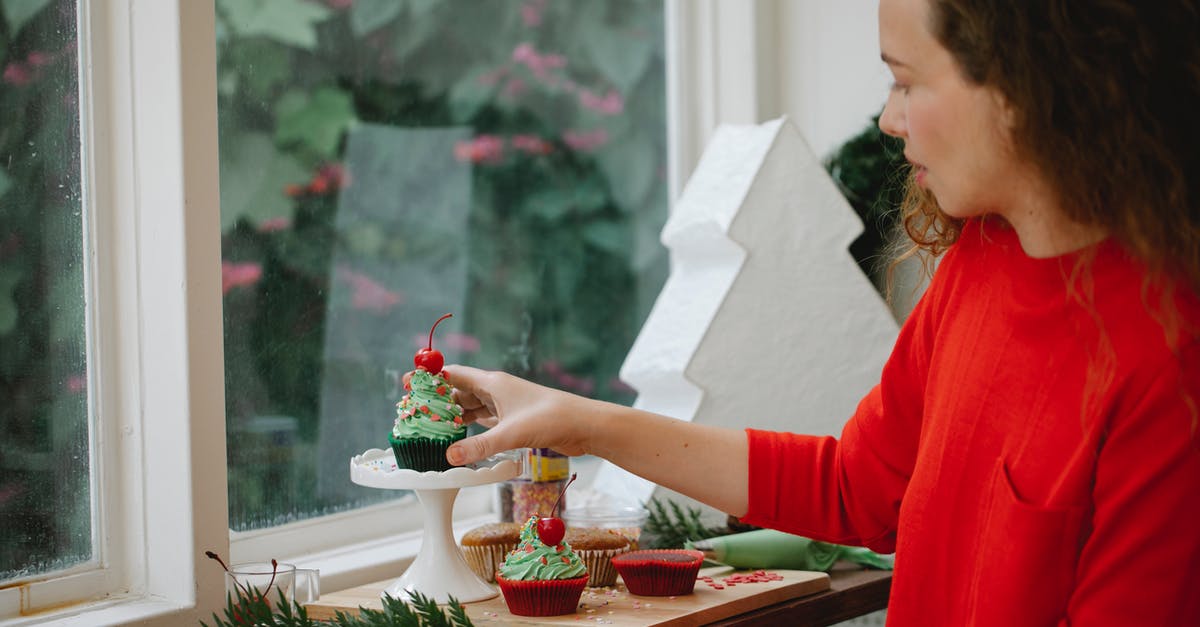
[216, 0, 668, 531]
[0, 0, 90, 582]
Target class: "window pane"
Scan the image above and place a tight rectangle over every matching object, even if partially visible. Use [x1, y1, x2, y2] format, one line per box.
[216, 0, 668, 531]
[0, 0, 90, 582]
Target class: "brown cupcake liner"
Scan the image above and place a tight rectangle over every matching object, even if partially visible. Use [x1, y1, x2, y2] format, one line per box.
[495, 573, 589, 617]
[460, 543, 515, 583]
[576, 547, 628, 587]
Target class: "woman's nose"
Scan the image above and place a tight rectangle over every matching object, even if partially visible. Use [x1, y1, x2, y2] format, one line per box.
[878, 92, 906, 139]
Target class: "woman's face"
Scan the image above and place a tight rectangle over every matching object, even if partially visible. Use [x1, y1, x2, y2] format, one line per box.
[877, 0, 1024, 220]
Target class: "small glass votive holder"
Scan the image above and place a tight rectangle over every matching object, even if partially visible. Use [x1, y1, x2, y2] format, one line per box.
[562, 506, 650, 549]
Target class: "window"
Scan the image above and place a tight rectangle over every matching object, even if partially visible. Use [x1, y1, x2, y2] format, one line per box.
[0, 0, 91, 586]
[215, 0, 669, 541]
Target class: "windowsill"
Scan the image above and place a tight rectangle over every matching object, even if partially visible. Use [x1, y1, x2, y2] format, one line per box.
[280, 510, 500, 595]
[0, 595, 191, 627]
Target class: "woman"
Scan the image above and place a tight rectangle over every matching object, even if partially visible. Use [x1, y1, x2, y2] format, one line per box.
[439, 0, 1200, 624]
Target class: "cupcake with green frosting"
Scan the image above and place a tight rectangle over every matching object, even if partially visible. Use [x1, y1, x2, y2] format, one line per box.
[495, 515, 589, 617]
[389, 368, 467, 472]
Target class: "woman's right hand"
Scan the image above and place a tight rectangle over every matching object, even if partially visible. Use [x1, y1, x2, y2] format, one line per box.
[441, 365, 592, 466]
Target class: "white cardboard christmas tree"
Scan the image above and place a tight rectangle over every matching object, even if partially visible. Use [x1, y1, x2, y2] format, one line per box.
[593, 116, 900, 505]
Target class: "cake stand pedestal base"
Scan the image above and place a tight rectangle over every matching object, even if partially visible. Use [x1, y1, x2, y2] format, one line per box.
[384, 488, 497, 603]
[350, 448, 522, 604]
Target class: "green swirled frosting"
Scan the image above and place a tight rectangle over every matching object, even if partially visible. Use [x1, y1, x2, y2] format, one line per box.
[392, 369, 466, 439]
[498, 515, 587, 581]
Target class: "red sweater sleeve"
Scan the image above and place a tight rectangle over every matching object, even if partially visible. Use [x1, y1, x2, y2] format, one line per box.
[1061, 341, 1200, 625]
[741, 246, 949, 552]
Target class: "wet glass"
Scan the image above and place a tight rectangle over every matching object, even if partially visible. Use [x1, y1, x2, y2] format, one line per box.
[0, 0, 91, 583]
[215, 0, 668, 530]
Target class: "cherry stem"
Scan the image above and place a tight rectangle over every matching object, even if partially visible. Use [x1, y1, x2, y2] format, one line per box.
[550, 472, 577, 518]
[427, 313, 453, 350]
[205, 550, 280, 601]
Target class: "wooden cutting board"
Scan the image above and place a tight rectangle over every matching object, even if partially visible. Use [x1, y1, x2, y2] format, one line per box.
[306, 567, 831, 626]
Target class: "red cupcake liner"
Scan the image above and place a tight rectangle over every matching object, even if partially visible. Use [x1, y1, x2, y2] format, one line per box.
[611, 549, 704, 596]
[494, 573, 589, 617]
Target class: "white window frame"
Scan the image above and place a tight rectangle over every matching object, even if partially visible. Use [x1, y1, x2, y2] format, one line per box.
[0, 0, 227, 624]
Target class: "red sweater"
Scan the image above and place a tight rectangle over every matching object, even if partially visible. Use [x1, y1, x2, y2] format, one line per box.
[743, 219, 1200, 626]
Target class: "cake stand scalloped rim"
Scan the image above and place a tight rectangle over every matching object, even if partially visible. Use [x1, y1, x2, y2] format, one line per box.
[350, 447, 522, 490]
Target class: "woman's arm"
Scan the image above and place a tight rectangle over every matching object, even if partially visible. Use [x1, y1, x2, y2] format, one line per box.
[442, 365, 749, 516]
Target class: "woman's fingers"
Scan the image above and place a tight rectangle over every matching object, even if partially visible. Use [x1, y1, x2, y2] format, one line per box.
[448, 427, 511, 465]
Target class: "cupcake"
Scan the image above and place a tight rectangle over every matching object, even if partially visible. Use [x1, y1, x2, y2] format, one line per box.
[611, 549, 705, 596]
[390, 367, 466, 472]
[460, 522, 522, 583]
[495, 515, 589, 617]
[564, 527, 630, 587]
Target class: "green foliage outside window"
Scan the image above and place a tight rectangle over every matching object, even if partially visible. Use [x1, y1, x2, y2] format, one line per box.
[215, 0, 671, 529]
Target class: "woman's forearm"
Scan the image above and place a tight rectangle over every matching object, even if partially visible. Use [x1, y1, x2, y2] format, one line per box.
[573, 397, 749, 516]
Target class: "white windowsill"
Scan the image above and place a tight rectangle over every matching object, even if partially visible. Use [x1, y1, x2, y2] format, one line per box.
[0, 595, 191, 627]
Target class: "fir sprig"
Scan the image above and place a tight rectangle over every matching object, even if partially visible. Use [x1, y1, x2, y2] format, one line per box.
[642, 498, 730, 549]
[201, 586, 474, 626]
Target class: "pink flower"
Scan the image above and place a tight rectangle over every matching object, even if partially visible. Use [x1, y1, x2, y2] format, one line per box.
[477, 67, 508, 87]
[26, 52, 50, 67]
[316, 163, 350, 189]
[512, 42, 567, 81]
[454, 135, 505, 164]
[521, 0, 546, 27]
[579, 88, 624, 115]
[337, 266, 403, 313]
[3, 63, 30, 86]
[608, 377, 636, 395]
[512, 134, 553, 155]
[502, 77, 528, 99]
[257, 217, 291, 232]
[66, 374, 87, 394]
[539, 361, 595, 395]
[221, 261, 262, 294]
[562, 128, 610, 152]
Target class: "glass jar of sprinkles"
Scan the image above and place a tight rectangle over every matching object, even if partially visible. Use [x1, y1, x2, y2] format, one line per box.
[501, 448, 569, 523]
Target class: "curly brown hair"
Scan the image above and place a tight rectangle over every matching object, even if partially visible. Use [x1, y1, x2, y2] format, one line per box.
[897, 0, 1200, 296]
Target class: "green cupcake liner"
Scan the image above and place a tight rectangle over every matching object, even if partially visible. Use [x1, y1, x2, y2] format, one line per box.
[388, 432, 465, 472]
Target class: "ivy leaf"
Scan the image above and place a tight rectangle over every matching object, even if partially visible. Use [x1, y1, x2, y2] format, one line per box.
[447, 68, 499, 122]
[275, 87, 358, 159]
[0, 266, 21, 336]
[228, 39, 293, 100]
[579, 7, 654, 92]
[523, 179, 607, 221]
[218, 132, 309, 230]
[582, 220, 631, 256]
[217, 0, 331, 50]
[408, 0, 439, 19]
[595, 132, 657, 212]
[1, 0, 53, 37]
[349, 0, 402, 37]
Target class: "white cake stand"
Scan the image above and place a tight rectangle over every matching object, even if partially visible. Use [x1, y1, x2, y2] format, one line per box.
[350, 448, 522, 603]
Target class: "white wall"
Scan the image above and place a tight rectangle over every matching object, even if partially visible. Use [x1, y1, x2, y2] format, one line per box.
[778, 0, 891, 160]
[669, 0, 889, 197]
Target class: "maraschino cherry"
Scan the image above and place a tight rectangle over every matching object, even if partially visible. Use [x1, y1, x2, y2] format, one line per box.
[414, 313, 453, 374]
[536, 472, 577, 546]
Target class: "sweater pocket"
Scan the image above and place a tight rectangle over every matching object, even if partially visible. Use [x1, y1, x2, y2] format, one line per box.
[967, 457, 1085, 627]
